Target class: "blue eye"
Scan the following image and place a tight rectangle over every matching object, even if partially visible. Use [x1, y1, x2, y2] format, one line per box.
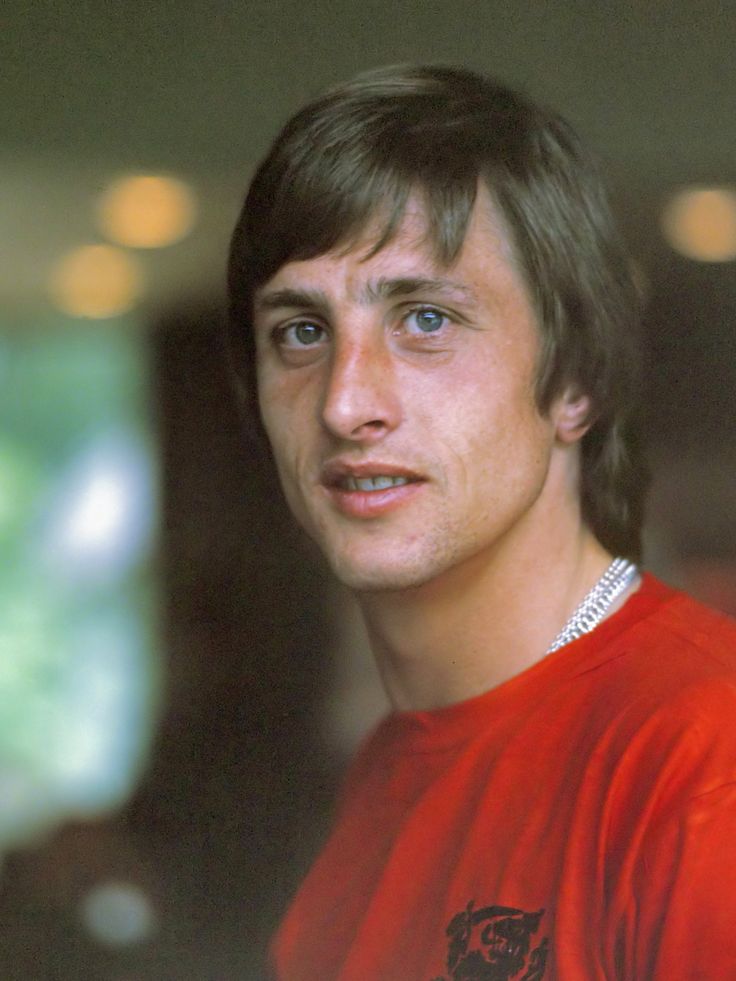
[281, 321, 326, 347]
[408, 308, 447, 334]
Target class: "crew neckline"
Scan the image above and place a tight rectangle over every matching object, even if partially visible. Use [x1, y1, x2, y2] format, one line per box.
[378, 573, 675, 753]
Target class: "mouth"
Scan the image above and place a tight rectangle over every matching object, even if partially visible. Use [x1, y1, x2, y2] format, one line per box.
[338, 474, 413, 492]
[321, 461, 425, 491]
[320, 461, 426, 517]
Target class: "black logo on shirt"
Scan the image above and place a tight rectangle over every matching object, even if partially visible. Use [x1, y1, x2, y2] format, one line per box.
[431, 900, 548, 980]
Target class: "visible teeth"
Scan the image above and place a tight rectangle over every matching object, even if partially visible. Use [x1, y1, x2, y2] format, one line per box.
[345, 475, 410, 491]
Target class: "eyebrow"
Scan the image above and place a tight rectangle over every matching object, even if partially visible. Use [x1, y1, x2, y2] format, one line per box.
[363, 277, 478, 305]
[254, 287, 328, 313]
[255, 277, 478, 313]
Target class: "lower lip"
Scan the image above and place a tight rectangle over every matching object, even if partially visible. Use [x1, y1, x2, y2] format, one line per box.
[324, 481, 426, 519]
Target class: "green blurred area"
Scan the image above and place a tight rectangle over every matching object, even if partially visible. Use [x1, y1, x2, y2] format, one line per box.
[0, 320, 159, 850]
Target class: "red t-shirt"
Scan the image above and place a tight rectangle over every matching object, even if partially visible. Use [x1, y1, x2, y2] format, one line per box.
[271, 576, 736, 980]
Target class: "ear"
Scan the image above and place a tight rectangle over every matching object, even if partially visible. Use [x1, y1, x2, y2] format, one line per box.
[552, 387, 594, 445]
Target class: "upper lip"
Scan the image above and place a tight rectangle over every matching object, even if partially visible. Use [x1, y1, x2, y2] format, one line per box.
[321, 459, 425, 487]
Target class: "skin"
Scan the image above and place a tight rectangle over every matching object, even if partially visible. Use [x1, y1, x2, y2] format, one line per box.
[254, 187, 621, 710]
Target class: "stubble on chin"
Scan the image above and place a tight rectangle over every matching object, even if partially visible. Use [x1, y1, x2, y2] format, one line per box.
[319, 524, 465, 596]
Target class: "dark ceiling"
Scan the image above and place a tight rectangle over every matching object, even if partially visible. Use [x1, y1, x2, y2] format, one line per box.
[5, 1, 735, 176]
[3, 1, 734, 311]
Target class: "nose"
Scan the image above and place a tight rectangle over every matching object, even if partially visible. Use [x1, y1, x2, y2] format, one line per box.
[320, 334, 402, 442]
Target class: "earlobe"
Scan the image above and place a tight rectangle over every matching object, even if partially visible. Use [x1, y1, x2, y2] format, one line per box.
[554, 388, 593, 444]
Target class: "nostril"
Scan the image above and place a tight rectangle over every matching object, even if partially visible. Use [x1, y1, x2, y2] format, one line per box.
[358, 419, 387, 432]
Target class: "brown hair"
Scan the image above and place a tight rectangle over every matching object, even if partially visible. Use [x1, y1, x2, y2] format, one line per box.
[228, 64, 647, 559]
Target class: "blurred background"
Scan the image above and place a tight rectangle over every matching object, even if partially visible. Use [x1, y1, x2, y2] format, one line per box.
[1, 2, 735, 978]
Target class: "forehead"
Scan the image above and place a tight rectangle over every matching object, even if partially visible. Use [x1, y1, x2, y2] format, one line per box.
[255, 186, 521, 300]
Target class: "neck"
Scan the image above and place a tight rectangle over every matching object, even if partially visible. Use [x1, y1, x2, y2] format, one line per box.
[357, 505, 613, 713]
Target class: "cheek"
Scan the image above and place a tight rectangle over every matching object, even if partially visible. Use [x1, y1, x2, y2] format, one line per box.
[258, 399, 298, 487]
[258, 367, 295, 436]
[437, 373, 550, 482]
[258, 377, 318, 497]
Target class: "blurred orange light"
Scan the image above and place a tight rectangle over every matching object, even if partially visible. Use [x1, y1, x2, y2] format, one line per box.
[661, 187, 736, 262]
[50, 245, 142, 319]
[98, 175, 196, 248]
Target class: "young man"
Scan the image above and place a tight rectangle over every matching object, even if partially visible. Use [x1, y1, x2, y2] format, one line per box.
[228, 65, 736, 980]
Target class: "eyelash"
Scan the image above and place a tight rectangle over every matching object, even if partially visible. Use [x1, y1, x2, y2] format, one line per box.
[274, 320, 327, 348]
[401, 305, 450, 336]
[270, 304, 454, 353]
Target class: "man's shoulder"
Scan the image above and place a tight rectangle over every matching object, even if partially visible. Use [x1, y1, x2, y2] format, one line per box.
[579, 580, 736, 825]
[580, 575, 736, 744]
[619, 573, 736, 674]
[585, 578, 736, 763]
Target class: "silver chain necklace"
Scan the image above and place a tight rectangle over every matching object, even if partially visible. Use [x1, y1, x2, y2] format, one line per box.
[546, 556, 638, 654]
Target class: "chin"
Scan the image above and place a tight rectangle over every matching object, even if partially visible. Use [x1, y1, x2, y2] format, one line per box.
[332, 567, 432, 594]
[326, 548, 452, 594]
[304, 514, 465, 593]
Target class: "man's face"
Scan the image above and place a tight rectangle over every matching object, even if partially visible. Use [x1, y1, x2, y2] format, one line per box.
[253, 188, 576, 593]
